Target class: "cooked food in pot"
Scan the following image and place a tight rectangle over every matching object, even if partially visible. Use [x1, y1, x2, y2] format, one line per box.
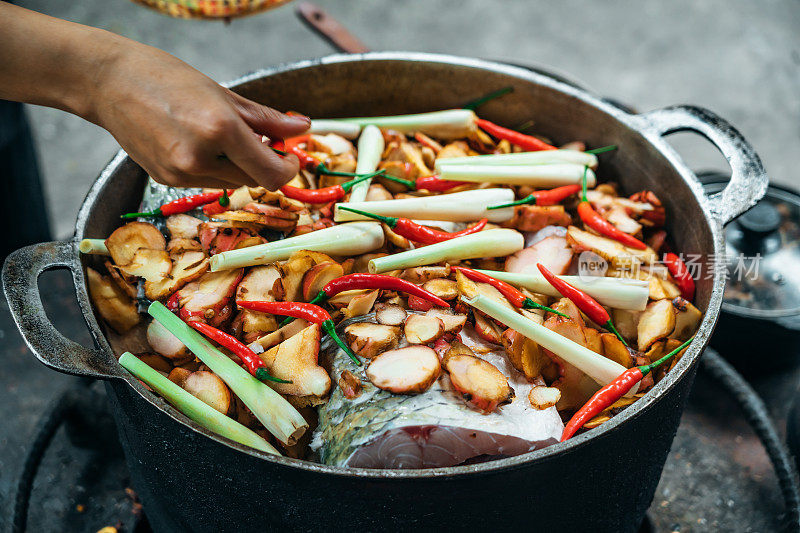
[83, 97, 702, 468]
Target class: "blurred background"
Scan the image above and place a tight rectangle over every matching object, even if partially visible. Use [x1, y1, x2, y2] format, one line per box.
[2, 1, 799, 531]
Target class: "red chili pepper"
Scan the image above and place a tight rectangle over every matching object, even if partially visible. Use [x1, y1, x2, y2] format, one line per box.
[451, 267, 567, 317]
[280, 171, 382, 204]
[475, 118, 556, 152]
[537, 263, 628, 346]
[414, 175, 469, 192]
[187, 321, 290, 383]
[561, 337, 694, 440]
[202, 189, 232, 216]
[663, 253, 695, 301]
[236, 301, 361, 365]
[414, 133, 443, 153]
[487, 184, 582, 210]
[278, 135, 376, 179]
[166, 291, 180, 313]
[408, 294, 434, 312]
[121, 190, 229, 219]
[338, 206, 488, 246]
[310, 273, 450, 307]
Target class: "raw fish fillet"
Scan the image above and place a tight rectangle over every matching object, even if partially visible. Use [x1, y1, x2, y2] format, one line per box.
[312, 320, 563, 469]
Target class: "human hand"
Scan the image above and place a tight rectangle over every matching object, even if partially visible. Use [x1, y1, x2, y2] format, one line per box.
[90, 40, 308, 190]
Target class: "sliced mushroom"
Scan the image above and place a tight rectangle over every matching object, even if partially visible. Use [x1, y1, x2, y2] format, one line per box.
[260, 323, 330, 399]
[344, 289, 380, 319]
[147, 318, 190, 362]
[528, 386, 561, 410]
[670, 297, 702, 341]
[566, 225, 657, 267]
[344, 322, 401, 359]
[167, 237, 203, 255]
[445, 354, 514, 413]
[182, 371, 231, 414]
[600, 332, 635, 368]
[422, 278, 459, 301]
[637, 299, 676, 351]
[146, 251, 209, 301]
[105, 221, 166, 266]
[425, 308, 467, 333]
[302, 261, 344, 302]
[365, 345, 441, 394]
[86, 267, 140, 333]
[404, 314, 445, 344]
[104, 260, 138, 299]
[400, 265, 451, 283]
[166, 214, 203, 240]
[500, 327, 548, 381]
[375, 303, 408, 326]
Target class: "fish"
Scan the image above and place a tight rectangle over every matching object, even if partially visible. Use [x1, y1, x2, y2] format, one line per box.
[311, 318, 564, 469]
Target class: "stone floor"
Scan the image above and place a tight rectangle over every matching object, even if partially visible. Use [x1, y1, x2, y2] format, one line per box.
[3, 1, 800, 531]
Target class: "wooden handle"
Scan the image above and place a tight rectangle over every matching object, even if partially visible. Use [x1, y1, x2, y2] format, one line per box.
[295, 1, 370, 53]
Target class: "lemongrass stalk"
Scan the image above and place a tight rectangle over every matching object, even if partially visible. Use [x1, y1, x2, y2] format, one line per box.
[308, 119, 361, 139]
[148, 302, 308, 445]
[463, 294, 635, 393]
[369, 229, 523, 274]
[210, 221, 384, 271]
[119, 352, 280, 454]
[335, 188, 515, 224]
[477, 270, 650, 311]
[437, 163, 597, 188]
[340, 109, 476, 140]
[433, 150, 597, 171]
[79, 238, 109, 255]
[347, 125, 385, 203]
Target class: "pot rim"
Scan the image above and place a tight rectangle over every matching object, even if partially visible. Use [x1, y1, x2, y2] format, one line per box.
[77, 51, 728, 478]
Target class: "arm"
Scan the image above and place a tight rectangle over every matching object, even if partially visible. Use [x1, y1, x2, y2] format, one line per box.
[0, 3, 307, 189]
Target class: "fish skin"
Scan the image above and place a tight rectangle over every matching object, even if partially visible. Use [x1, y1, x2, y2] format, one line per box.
[312, 318, 564, 469]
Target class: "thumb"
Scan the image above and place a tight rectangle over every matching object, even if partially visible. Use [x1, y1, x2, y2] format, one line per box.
[231, 92, 310, 140]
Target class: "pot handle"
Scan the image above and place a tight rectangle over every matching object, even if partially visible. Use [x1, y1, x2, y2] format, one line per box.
[636, 105, 768, 225]
[2, 240, 123, 380]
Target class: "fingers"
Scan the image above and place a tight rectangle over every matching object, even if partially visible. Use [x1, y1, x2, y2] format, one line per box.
[222, 123, 301, 190]
[231, 91, 310, 140]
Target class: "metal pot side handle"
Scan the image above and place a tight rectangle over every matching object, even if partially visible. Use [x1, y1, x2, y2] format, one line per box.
[2, 240, 123, 380]
[636, 105, 769, 226]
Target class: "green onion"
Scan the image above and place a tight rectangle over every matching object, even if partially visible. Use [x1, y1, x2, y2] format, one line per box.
[78, 239, 109, 255]
[437, 163, 597, 188]
[119, 352, 280, 455]
[433, 150, 597, 171]
[339, 109, 476, 140]
[368, 229, 523, 274]
[334, 188, 515, 224]
[476, 270, 650, 311]
[209, 221, 385, 272]
[463, 294, 633, 392]
[148, 302, 308, 445]
[346, 125, 385, 203]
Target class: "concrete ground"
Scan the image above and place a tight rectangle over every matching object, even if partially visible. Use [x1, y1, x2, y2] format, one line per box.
[16, 0, 800, 238]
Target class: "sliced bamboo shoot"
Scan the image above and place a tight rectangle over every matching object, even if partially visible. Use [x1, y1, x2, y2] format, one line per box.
[210, 222, 385, 271]
[148, 301, 308, 445]
[119, 352, 279, 455]
[463, 293, 635, 392]
[340, 109, 476, 140]
[335, 188, 515, 223]
[437, 163, 597, 188]
[368, 229, 524, 274]
[476, 270, 650, 311]
[347, 125, 385, 203]
[434, 150, 597, 170]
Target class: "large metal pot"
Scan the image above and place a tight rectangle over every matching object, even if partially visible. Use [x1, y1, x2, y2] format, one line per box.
[2, 53, 767, 532]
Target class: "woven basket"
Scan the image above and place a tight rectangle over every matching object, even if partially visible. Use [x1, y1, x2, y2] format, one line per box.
[131, 0, 293, 19]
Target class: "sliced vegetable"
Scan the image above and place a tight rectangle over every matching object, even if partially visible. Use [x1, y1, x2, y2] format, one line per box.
[344, 322, 401, 359]
[637, 299, 676, 351]
[528, 385, 561, 410]
[147, 302, 308, 445]
[259, 324, 331, 399]
[308, 119, 361, 139]
[479, 270, 649, 311]
[146, 319, 190, 362]
[404, 314, 446, 344]
[105, 221, 166, 267]
[181, 370, 232, 414]
[445, 354, 514, 413]
[347, 125, 385, 203]
[340, 109, 476, 140]
[434, 150, 597, 170]
[425, 308, 467, 333]
[209, 221, 385, 271]
[86, 267, 140, 333]
[368, 228, 524, 274]
[335, 188, 515, 224]
[463, 293, 632, 391]
[118, 352, 279, 454]
[375, 304, 408, 326]
[338, 206, 488, 245]
[365, 345, 442, 394]
[78, 239, 109, 255]
[437, 164, 597, 188]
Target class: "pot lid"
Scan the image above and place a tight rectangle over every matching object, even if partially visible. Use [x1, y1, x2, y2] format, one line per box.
[699, 172, 800, 319]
